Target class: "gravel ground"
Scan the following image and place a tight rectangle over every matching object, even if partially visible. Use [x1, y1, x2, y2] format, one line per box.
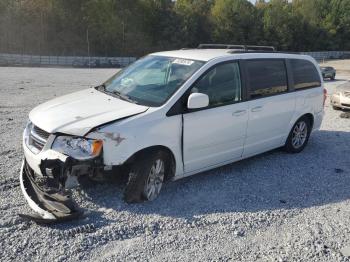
[0, 66, 350, 262]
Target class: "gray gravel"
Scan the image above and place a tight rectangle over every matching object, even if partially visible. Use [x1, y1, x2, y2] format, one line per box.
[0, 67, 350, 262]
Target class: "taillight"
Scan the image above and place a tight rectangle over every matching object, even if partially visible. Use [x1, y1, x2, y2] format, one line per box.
[323, 88, 327, 107]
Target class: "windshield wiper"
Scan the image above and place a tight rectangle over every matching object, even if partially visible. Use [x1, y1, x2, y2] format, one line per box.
[96, 85, 139, 105]
[112, 90, 139, 105]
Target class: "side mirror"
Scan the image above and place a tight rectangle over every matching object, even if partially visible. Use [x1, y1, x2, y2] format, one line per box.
[187, 93, 209, 109]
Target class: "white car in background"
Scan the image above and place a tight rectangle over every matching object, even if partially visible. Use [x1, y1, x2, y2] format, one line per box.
[20, 44, 325, 222]
[330, 81, 350, 110]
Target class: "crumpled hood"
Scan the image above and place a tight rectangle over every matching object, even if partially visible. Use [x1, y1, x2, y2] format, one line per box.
[29, 88, 149, 136]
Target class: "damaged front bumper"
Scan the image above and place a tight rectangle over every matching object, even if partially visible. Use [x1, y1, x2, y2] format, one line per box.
[19, 151, 103, 223]
[19, 159, 82, 223]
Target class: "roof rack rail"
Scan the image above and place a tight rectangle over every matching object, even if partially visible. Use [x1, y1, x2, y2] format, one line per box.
[197, 44, 276, 51]
[228, 50, 300, 55]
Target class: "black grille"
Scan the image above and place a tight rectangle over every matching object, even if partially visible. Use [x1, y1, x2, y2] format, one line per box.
[33, 125, 50, 140]
[31, 137, 45, 150]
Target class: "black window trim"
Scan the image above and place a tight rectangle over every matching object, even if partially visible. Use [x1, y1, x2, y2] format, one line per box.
[244, 58, 290, 101]
[167, 59, 246, 116]
[288, 58, 322, 91]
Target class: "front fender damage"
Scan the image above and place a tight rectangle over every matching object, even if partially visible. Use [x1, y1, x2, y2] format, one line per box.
[19, 155, 102, 224]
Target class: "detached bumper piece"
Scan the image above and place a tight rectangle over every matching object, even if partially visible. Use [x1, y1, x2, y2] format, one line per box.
[19, 160, 82, 224]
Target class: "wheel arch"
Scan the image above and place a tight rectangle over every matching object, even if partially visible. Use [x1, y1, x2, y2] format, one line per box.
[285, 112, 315, 145]
[301, 113, 314, 130]
[290, 112, 314, 131]
[124, 145, 176, 181]
[284, 112, 314, 153]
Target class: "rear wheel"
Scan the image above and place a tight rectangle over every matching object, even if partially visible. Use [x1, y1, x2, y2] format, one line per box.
[123, 150, 168, 203]
[333, 105, 341, 110]
[284, 117, 311, 153]
[331, 74, 335, 80]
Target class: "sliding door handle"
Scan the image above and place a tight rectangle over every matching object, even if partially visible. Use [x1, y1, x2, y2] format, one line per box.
[251, 106, 263, 112]
[232, 110, 247, 116]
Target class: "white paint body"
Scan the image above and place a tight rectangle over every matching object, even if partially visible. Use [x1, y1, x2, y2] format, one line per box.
[24, 50, 324, 180]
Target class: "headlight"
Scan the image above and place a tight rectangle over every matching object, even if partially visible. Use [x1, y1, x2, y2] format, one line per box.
[23, 120, 32, 142]
[23, 120, 43, 154]
[52, 136, 103, 160]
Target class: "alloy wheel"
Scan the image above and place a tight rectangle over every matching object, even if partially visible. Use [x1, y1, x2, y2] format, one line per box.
[292, 121, 308, 149]
[144, 159, 165, 201]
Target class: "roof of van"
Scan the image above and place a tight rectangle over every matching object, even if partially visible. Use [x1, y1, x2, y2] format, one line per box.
[151, 49, 313, 62]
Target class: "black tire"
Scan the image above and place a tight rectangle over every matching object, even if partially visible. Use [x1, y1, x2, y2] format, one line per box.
[284, 116, 311, 153]
[331, 74, 335, 80]
[332, 105, 341, 110]
[123, 150, 168, 203]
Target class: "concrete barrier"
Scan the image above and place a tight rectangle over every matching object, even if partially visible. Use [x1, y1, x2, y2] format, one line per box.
[0, 53, 136, 68]
[1, 51, 350, 67]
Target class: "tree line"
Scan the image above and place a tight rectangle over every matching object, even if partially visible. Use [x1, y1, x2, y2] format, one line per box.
[0, 0, 349, 57]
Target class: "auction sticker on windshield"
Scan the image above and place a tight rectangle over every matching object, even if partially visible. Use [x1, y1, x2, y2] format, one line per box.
[173, 58, 195, 66]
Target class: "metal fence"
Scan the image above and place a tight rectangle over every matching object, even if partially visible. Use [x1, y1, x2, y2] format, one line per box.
[0, 53, 136, 68]
[0, 51, 350, 67]
[301, 51, 350, 61]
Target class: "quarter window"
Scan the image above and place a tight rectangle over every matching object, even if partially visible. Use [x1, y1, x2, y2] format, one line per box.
[290, 59, 321, 90]
[191, 62, 242, 107]
[246, 60, 288, 98]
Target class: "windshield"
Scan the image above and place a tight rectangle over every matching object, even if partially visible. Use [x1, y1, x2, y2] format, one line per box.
[101, 55, 204, 106]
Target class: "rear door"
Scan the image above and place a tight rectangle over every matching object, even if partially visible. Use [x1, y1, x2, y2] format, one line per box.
[183, 61, 248, 173]
[243, 59, 296, 157]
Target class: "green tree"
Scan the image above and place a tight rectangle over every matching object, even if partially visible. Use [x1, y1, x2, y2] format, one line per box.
[174, 0, 213, 47]
[1, 0, 350, 56]
[211, 0, 263, 45]
[140, 0, 182, 52]
[324, 0, 350, 50]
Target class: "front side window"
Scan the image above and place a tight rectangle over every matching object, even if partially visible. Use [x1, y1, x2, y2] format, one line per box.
[102, 56, 204, 106]
[246, 59, 288, 98]
[291, 59, 321, 90]
[191, 62, 242, 107]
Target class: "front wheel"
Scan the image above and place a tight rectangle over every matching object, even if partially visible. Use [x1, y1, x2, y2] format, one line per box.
[284, 117, 311, 153]
[124, 151, 167, 203]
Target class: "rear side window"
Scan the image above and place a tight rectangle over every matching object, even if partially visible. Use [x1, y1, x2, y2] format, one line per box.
[290, 59, 321, 90]
[246, 59, 288, 99]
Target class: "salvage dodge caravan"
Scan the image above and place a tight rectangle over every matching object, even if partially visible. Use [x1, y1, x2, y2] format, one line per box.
[20, 45, 325, 222]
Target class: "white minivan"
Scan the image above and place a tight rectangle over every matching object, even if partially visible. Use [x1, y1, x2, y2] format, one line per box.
[20, 45, 325, 222]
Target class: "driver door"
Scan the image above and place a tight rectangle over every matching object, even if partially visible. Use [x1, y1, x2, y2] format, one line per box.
[183, 61, 249, 173]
